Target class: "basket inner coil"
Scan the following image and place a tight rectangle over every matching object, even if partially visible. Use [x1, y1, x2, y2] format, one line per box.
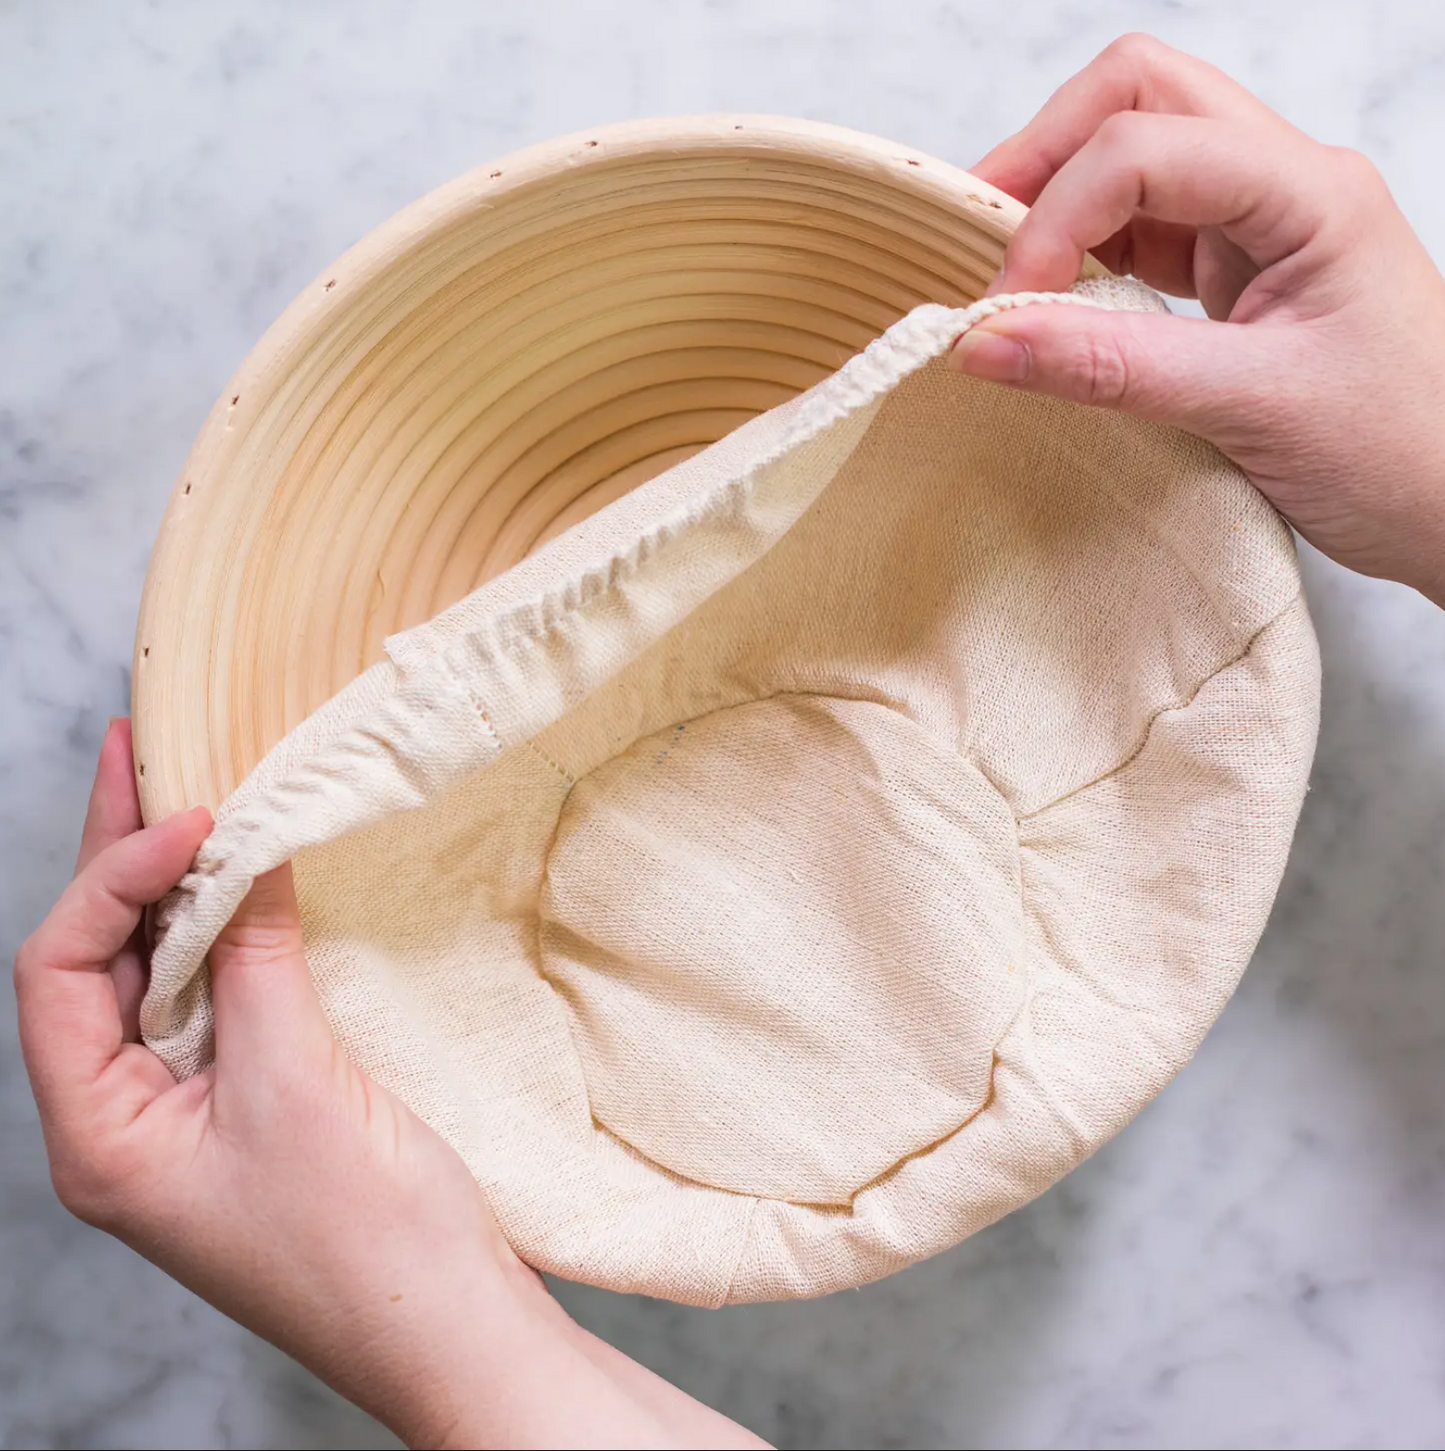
[134, 121, 1022, 820]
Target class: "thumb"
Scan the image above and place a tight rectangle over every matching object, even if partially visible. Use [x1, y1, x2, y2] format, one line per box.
[948, 303, 1274, 443]
[209, 863, 333, 1069]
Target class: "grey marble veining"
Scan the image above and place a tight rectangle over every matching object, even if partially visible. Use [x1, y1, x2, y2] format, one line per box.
[4, 2, 1445, 1447]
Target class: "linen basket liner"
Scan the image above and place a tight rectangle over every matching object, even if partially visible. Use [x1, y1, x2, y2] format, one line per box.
[142, 278, 1320, 1305]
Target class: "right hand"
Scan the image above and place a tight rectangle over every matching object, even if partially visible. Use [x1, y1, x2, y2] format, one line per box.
[951, 33, 1445, 608]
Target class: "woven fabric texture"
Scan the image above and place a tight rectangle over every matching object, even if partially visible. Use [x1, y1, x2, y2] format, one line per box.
[142, 280, 1320, 1304]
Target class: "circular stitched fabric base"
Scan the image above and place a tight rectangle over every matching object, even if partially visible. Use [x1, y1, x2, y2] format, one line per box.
[540, 694, 1026, 1204]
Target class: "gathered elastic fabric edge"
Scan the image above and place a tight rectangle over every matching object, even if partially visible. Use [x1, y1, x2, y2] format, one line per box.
[141, 284, 1150, 1078]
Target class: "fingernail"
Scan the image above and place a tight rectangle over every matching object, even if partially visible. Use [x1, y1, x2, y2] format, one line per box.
[983, 267, 1010, 298]
[951, 328, 1030, 382]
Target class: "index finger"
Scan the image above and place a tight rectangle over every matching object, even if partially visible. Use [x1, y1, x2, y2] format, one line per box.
[975, 34, 1286, 205]
[991, 112, 1326, 297]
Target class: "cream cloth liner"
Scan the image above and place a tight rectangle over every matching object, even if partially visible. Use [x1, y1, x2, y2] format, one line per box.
[143, 278, 1319, 1303]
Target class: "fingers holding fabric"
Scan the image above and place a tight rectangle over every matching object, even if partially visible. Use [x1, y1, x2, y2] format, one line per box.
[16, 805, 211, 1121]
[950, 302, 1291, 445]
[73, 719, 153, 1044]
[209, 863, 334, 1072]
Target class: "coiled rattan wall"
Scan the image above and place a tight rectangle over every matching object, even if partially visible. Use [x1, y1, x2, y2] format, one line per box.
[133, 115, 1055, 821]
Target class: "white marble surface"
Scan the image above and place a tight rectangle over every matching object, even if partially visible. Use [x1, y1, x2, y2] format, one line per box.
[4, 2, 1445, 1446]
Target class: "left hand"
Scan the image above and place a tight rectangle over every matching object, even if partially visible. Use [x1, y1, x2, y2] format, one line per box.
[15, 718, 766, 1450]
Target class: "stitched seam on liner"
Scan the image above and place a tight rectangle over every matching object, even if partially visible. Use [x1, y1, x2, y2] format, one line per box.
[1016, 589, 1304, 824]
[549, 613, 1302, 1215]
[532, 688, 1028, 1212]
[584, 1108, 979, 1215]
[530, 763, 595, 1159]
[445, 655, 504, 754]
[521, 738, 575, 785]
[999, 611, 1309, 1157]
[1033, 420, 1287, 651]
[722, 1196, 763, 1307]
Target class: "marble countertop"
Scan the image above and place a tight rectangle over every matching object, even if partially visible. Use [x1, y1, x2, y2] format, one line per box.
[4, 2, 1445, 1446]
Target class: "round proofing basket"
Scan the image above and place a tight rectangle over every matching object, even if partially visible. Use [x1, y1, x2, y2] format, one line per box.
[133, 115, 1087, 821]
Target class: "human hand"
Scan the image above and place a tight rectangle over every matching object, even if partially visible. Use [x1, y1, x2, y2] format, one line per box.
[15, 719, 766, 1451]
[951, 33, 1445, 608]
